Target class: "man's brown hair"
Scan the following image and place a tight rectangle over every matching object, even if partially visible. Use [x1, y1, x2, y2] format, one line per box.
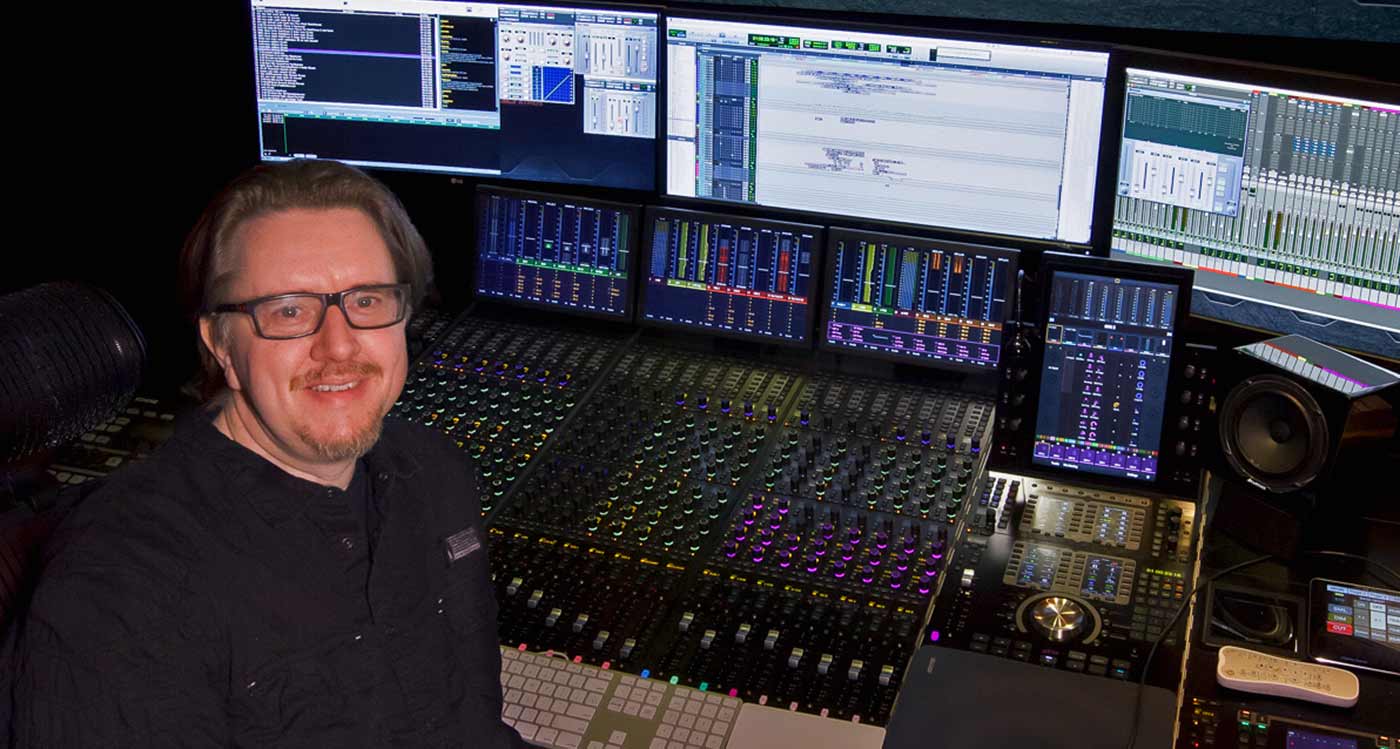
[179, 159, 433, 399]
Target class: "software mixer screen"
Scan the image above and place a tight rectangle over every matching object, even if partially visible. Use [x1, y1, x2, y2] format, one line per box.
[1032, 271, 1181, 482]
[476, 188, 637, 318]
[1111, 68, 1399, 359]
[641, 207, 820, 344]
[822, 229, 1017, 370]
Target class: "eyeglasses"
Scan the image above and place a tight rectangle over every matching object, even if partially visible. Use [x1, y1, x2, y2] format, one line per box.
[209, 283, 410, 340]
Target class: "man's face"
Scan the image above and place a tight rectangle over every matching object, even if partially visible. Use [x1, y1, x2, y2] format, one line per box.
[203, 207, 409, 470]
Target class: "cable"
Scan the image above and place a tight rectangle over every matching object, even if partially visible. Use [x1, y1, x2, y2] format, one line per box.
[1125, 553, 1275, 749]
[1303, 550, 1400, 590]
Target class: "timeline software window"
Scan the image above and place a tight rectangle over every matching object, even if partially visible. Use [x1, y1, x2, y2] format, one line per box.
[666, 17, 1109, 243]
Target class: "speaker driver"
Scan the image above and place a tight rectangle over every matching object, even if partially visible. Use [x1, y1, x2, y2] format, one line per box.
[1219, 375, 1328, 492]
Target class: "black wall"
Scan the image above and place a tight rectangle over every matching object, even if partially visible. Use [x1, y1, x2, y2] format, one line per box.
[9, 2, 1397, 395]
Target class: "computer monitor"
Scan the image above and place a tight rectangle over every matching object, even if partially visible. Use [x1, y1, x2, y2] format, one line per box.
[820, 228, 1018, 371]
[1029, 255, 1193, 484]
[1111, 67, 1400, 362]
[664, 15, 1109, 244]
[475, 186, 639, 319]
[640, 206, 820, 345]
[251, 0, 658, 189]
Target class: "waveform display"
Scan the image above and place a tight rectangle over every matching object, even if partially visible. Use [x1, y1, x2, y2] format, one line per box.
[822, 230, 1016, 370]
[476, 189, 635, 318]
[642, 208, 818, 343]
[1032, 271, 1182, 483]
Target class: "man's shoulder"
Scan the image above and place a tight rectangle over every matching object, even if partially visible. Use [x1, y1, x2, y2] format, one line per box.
[46, 430, 226, 568]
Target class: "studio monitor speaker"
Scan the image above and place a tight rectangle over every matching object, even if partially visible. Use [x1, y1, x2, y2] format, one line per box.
[1216, 335, 1397, 498]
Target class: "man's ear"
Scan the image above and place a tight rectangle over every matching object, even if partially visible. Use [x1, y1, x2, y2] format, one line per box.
[199, 316, 243, 392]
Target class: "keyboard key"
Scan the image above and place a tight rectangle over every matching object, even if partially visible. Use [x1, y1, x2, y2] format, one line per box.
[537, 727, 559, 745]
[674, 728, 691, 743]
[695, 718, 712, 733]
[566, 704, 594, 722]
[624, 701, 642, 717]
[641, 705, 657, 720]
[517, 723, 539, 741]
[504, 705, 522, 720]
[657, 724, 672, 739]
[558, 735, 582, 749]
[615, 685, 633, 701]
[644, 691, 663, 706]
[706, 736, 722, 749]
[584, 692, 601, 708]
[521, 708, 539, 724]
[610, 731, 628, 744]
[608, 698, 625, 712]
[554, 715, 588, 735]
[700, 704, 717, 719]
[521, 693, 538, 708]
[713, 721, 728, 735]
[650, 740, 667, 749]
[587, 678, 610, 694]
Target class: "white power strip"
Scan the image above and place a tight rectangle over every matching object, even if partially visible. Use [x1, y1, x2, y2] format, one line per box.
[1216, 645, 1360, 708]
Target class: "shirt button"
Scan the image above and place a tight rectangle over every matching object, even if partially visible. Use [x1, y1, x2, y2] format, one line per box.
[378, 472, 389, 482]
[340, 536, 356, 551]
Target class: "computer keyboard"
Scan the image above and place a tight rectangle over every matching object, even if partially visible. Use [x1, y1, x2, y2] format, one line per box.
[498, 647, 885, 749]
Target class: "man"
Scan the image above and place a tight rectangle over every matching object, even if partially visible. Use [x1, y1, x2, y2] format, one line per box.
[4, 160, 524, 748]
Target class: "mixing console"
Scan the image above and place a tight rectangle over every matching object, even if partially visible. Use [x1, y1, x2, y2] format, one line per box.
[928, 471, 1198, 684]
[496, 458, 735, 555]
[390, 314, 624, 513]
[488, 527, 686, 670]
[715, 493, 948, 603]
[649, 570, 920, 724]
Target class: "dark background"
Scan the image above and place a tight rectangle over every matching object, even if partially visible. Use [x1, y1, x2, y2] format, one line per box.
[7, 2, 1397, 395]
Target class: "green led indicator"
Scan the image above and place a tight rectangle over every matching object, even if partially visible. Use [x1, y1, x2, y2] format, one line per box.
[670, 676, 680, 685]
[699, 682, 709, 692]
[864, 42, 881, 52]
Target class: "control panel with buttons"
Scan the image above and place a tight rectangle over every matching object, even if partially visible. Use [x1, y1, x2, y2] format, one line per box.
[923, 470, 1199, 689]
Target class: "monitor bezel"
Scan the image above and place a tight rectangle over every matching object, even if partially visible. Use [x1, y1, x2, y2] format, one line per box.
[638, 204, 824, 348]
[660, 8, 1115, 252]
[249, 0, 665, 192]
[817, 226, 1020, 373]
[473, 184, 642, 322]
[1011, 251, 1198, 491]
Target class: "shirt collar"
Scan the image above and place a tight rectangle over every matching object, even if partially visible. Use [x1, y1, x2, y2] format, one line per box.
[175, 407, 423, 527]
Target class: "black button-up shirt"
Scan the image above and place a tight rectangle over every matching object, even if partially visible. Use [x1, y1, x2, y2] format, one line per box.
[4, 411, 524, 749]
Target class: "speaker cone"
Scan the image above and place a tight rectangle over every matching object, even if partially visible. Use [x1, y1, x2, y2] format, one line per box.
[1219, 375, 1328, 492]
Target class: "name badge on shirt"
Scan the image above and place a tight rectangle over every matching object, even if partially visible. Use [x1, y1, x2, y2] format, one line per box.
[444, 527, 483, 563]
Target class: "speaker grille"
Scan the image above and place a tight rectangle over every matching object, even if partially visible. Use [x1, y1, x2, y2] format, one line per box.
[1219, 375, 1329, 492]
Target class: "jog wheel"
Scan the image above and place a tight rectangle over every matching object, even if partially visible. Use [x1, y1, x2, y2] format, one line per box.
[1016, 593, 1102, 643]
